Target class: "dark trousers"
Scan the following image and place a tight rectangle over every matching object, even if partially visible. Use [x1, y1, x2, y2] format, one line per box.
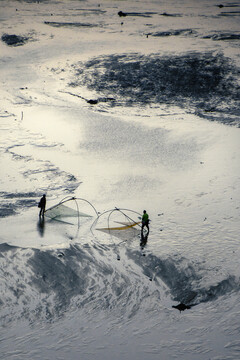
[39, 207, 45, 217]
[141, 221, 149, 233]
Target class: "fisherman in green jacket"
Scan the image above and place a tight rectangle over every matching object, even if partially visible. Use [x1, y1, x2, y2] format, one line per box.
[141, 210, 149, 233]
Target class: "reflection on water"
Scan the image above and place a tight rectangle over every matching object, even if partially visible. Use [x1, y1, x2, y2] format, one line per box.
[37, 217, 45, 237]
[140, 230, 149, 249]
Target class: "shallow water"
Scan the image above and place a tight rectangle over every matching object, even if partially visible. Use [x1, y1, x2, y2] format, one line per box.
[0, 0, 240, 359]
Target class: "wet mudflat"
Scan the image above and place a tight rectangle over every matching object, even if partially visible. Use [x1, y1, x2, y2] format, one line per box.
[0, 0, 240, 359]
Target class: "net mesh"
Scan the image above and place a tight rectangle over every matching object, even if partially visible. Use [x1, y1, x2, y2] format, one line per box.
[45, 203, 92, 219]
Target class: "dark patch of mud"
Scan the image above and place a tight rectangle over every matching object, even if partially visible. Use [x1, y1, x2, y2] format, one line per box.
[0, 168, 80, 219]
[148, 29, 196, 37]
[0, 244, 121, 323]
[0, 193, 39, 218]
[203, 32, 240, 41]
[127, 249, 240, 309]
[0, 243, 19, 252]
[28, 246, 87, 305]
[44, 21, 100, 28]
[0, 191, 41, 199]
[69, 52, 240, 126]
[76, 8, 106, 15]
[16, 0, 51, 3]
[217, 3, 240, 8]
[1, 34, 29, 46]
[159, 12, 181, 17]
[0, 204, 17, 218]
[118, 11, 157, 18]
[219, 11, 240, 16]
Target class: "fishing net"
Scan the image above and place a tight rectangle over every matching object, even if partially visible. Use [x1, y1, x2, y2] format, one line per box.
[45, 203, 92, 219]
[96, 226, 141, 241]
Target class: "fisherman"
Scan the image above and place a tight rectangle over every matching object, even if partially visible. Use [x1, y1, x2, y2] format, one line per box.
[141, 210, 149, 233]
[38, 194, 46, 217]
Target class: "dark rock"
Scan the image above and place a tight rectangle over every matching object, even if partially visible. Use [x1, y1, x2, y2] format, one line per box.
[118, 11, 127, 17]
[172, 303, 191, 312]
[87, 99, 98, 104]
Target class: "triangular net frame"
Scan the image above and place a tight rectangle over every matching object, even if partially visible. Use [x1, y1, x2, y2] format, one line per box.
[45, 196, 99, 227]
[92, 207, 142, 231]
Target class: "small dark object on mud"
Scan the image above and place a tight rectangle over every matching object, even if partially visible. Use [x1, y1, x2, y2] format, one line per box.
[172, 303, 191, 312]
[218, 4, 224, 8]
[118, 11, 127, 17]
[58, 252, 65, 258]
[87, 99, 98, 105]
[1, 34, 27, 46]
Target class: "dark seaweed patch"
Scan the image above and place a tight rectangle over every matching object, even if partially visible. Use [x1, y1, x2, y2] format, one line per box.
[71, 52, 236, 100]
[76, 8, 106, 14]
[127, 249, 240, 308]
[149, 29, 196, 37]
[44, 21, 99, 28]
[0, 191, 41, 199]
[117, 10, 180, 18]
[0, 192, 40, 218]
[217, 3, 240, 8]
[160, 12, 181, 17]
[69, 52, 240, 125]
[203, 32, 240, 41]
[118, 11, 156, 18]
[0, 204, 17, 218]
[219, 11, 240, 16]
[17, 0, 49, 2]
[1, 34, 29, 46]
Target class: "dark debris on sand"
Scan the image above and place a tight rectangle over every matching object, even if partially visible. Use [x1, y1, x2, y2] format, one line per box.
[1, 34, 29, 46]
[172, 303, 192, 312]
